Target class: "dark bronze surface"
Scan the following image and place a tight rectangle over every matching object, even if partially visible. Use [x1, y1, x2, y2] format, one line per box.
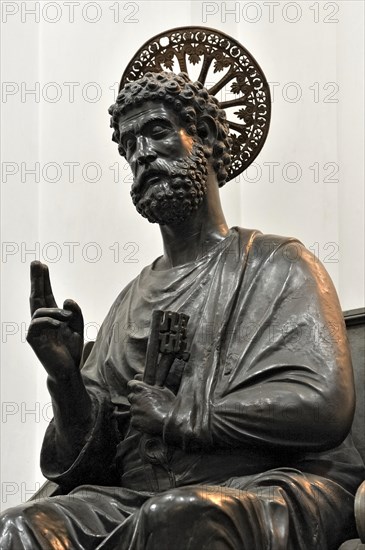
[1, 27, 364, 550]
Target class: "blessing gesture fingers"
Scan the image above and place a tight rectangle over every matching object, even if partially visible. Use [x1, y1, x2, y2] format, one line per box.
[27, 261, 84, 379]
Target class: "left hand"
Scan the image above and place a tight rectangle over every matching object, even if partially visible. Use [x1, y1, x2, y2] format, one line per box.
[127, 379, 176, 435]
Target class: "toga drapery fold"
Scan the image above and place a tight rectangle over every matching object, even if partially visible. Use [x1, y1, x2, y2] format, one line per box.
[41, 228, 363, 494]
[3, 227, 362, 549]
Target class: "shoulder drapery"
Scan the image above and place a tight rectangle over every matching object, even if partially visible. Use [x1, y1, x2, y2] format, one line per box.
[163, 230, 354, 453]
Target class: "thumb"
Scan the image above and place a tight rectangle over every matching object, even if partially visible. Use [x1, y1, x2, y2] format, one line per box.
[63, 299, 84, 336]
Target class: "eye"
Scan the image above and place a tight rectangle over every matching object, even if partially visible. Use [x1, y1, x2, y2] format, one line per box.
[150, 124, 170, 139]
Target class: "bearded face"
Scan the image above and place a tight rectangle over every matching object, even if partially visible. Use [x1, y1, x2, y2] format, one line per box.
[117, 101, 209, 226]
[130, 142, 208, 225]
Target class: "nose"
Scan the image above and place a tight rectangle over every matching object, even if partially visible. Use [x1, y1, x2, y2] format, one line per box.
[135, 136, 157, 166]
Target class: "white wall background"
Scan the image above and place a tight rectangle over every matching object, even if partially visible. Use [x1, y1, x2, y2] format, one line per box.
[1, 1, 364, 510]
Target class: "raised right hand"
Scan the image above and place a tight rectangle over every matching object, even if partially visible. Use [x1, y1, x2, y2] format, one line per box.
[27, 261, 84, 380]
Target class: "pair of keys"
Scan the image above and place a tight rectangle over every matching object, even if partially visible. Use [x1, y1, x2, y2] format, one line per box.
[139, 310, 189, 468]
[143, 310, 190, 387]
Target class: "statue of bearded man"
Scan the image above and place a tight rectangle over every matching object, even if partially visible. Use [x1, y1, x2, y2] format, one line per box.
[0, 69, 363, 550]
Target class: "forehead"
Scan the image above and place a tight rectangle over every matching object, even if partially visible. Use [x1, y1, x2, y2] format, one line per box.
[118, 101, 179, 134]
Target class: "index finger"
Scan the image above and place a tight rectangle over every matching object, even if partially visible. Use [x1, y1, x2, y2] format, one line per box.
[127, 380, 145, 392]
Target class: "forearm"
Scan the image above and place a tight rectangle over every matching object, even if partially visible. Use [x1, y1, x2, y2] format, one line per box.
[163, 379, 352, 453]
[41, 380, 119, 490]
[46, 371, 94, 466]
[211, 382, 352, 452]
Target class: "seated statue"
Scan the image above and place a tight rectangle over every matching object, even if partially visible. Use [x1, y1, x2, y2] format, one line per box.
[1, 28, 364, 550]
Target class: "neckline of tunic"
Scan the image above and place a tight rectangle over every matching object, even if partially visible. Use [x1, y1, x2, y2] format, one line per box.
[149, 228, 236, 275]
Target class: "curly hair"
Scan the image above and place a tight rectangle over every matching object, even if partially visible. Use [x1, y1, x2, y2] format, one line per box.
[108, 71, 232, 187]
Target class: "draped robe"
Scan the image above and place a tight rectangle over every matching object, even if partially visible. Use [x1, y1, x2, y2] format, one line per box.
[1, 228, 364, 549]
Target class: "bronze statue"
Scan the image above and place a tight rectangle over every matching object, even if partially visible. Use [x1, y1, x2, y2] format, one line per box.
[1, 27, 364, 549]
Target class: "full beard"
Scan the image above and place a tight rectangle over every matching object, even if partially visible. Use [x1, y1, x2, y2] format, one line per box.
[130, 143, 208, 225]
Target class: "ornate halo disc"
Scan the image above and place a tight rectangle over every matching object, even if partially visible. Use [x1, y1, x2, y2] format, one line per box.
[120, 26, 271, 183]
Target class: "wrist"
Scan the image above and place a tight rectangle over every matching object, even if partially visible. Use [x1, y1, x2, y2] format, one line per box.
[47, 371, 92, 425]
[47, 365, 83, 387]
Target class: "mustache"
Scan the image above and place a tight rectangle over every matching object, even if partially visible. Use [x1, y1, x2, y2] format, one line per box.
[131, 143, 205, 197]
[131, 157, 199, 197]
[131, 160, 172, 195]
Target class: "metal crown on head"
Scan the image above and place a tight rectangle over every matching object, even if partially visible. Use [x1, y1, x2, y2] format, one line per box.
[119, 26, 271, 183]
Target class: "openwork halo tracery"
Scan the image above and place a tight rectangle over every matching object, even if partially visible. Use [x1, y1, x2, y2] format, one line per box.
[120, 26, 271, 183]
